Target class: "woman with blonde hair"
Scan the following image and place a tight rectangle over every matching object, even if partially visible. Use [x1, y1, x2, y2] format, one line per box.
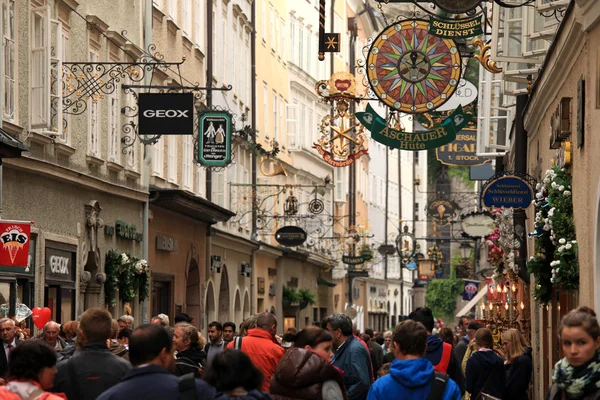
[502, 328, 532, 400]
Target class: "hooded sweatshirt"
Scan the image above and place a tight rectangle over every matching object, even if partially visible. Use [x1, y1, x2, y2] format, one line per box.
[465, 350, 505, 399]
[367, 358, 461, 400]
[425, 335, 465, 394]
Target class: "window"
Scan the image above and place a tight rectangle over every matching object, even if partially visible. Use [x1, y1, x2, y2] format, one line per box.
[194, 0, 203, 47]
[334, 168, 347, 203]
[280, 96, 285, 146]
[263, 84, 268, 138]
[182, 0, 191, 37]
[3, 0, 15, 122]
[289, 19, 295, 64]
[30, 6, 50, 130]
[58, 29, 70, 143]
[286, 103, 297, 149]
[222, 7, 228, 83]
[182, 135, 192, 190]
[261, 0, 266, 40]
[273, 92, 278, 141]
[213, 171, 225, 207]
[269, 5, 274, 49]
[415, 203, 420, 221]
[281, 19, 285, 61]
[152, 139, 164, 176]
[298, 25, 304, 69]
[196, 165, 205, 197]
[107, 92, 119, 162]
[211, 7, 216, 80]
[306, 29, 312, 75]
[274, 14, 279, 53]
[124, 77, 136, 170]
[167, 135, 177, 183]
[87, 49, 100, 157]
[167, 0, 177, 22]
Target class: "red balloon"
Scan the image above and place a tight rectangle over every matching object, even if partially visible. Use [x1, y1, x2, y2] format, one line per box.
[31, 307, 51, 329]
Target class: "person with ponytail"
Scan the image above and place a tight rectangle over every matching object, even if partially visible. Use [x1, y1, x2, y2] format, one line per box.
[270, 326, 347, 400]
[547, 306, 600, 399]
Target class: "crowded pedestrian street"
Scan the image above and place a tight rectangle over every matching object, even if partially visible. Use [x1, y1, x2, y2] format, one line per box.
[0, 0, 595, 398]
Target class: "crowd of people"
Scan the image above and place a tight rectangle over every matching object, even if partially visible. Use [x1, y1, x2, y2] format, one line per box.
[0, 304, 595, 399]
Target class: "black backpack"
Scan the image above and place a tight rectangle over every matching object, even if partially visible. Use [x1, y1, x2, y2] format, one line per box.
[426, 371, 449, 400]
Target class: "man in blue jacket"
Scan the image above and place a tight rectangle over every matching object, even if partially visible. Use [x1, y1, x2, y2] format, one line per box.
[325, 313, 372, 400]
[367, 320, 461, 400]
[97, 324, 218, 400]
[409, 307, 465, 395]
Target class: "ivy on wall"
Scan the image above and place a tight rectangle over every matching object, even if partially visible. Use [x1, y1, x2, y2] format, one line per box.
[425, 277, 464, 321]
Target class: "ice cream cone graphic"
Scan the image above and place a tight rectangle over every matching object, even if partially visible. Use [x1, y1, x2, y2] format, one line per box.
[4, 242, 22, 264]
[437, 204, 446, 219]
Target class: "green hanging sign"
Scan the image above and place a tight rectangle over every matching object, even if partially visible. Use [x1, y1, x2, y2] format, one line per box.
[356, 104, 473, 151]
[428, 16, 483, 39]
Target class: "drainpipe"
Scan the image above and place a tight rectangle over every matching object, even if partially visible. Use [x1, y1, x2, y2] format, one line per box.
[250, 0, 257, 315]
[140, 0, 153, 324]
[205, 0, 214, 200]
[514, 94, 529, 284]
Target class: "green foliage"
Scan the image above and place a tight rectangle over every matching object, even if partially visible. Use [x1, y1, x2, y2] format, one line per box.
[448, 166, 475, 189]
[298, 288, 316, 306]
[282, 286, 300, 303]
[104, 250, 150, 307]
[425, 277, 464, 321]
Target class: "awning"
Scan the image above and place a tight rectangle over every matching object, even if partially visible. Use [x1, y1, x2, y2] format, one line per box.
[150, 187, 235, 224]
[317, 278, 336, 287]
[455, 284, 488, 317]
[0, 127, 28, 162]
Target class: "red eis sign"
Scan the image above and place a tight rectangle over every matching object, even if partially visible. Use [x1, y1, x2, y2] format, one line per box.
[0, 221, 32, 267]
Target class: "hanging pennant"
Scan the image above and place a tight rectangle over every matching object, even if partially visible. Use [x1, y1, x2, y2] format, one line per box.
[356, 103, 473, 151]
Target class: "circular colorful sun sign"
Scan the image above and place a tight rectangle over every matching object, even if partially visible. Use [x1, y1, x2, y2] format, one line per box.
[367, 19, 462, 114]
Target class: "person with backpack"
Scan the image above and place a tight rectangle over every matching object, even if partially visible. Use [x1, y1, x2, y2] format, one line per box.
[173, 322, 206, 378]
[409, 307, 465, 395]
[367, 320, 461, 400]
[97, 324, 218, 400]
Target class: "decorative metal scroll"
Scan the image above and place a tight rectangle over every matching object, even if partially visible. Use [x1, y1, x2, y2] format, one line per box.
[472, 39, 503, 73]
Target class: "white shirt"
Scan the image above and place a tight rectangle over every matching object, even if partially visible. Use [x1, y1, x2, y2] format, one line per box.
[4, 339, 15, 361]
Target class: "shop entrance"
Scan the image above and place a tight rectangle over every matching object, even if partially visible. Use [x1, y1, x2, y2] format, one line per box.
[44, 241, 76, 324]
[151, 273, 173, 319]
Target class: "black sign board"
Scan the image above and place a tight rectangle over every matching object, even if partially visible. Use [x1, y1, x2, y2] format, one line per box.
[45, 241, 75, 283]
[275, 226, 307, 247]
[138, 93, 194, 135]
[436, 129, 491, 167]
[342, 255, 365, 265]
[198, 111, 233, 167]
[433, 0, 481, 14]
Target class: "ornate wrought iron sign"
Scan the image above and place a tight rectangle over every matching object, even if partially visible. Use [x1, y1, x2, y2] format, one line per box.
[433, 0, 481, 14]
[366, 19, 462, 114]
[138, 93, 194, 135]
[275, 226, 308, 247]
[356, 104, 473, 151]
[460, 211, 495, 239]
[481, 172, 535, 210]
[426, 198, 458, 226]
[395, 225, 416, 262]
[342, 255, 365, 265]
[429, 16, 483, 39]
[317, 0, 340, 60]
[197, 111, 233, 167]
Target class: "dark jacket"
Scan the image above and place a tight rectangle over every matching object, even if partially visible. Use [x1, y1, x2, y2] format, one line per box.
[50, 342, 131, 400]
[425, 335, 465, 395]
[367, 358, 461, 400]
[0, 339, 22, 378]
[38, 337, 67, 352]
[454, 336, 469, 365]
[332, 335, 371, 400]
[465, 350, 505, 399]
[97, 364, 218, 400]
[505, 347, 533, 400]
[108, 341, 129, 361]
[215, 390, 273, 400]
[383, 351, 394, 365]
[367, 340, 383, 375]
[270, 347, 347, 400]
[175, 347, 206, 378]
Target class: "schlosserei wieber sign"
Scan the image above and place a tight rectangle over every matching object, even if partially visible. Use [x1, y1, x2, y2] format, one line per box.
[198, 111, 232, 167]
[356, 104, 473, 151]
[481, 172, 535, 210]
[436, 128, 492, 167]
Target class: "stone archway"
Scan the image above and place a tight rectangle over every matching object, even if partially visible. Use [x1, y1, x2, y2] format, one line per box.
[243, 291, 250, 320]
[218, 265, 230, 323]
[186, 258, 200, 324]
[205, 281, 216, 324]
[234, 289, 242, 327]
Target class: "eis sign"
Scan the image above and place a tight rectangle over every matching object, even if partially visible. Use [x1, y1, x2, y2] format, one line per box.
[0, 221, 32, 267]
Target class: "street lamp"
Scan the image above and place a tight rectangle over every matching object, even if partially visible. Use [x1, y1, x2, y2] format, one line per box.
[459, 241, 473, 260]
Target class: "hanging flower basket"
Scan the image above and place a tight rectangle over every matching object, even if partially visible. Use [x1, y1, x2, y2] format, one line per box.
[104, 250, 150, 308]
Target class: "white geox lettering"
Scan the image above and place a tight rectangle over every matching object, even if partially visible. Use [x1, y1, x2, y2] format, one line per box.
[143, 110, 189, 118]
[49, 256, 69, 275]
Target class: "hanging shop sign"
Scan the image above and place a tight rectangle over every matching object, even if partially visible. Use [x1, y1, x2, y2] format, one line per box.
[45, 242, 76, 283]
[481, 172, 535, 210]
[314, 72, 368, 167]
[429, 16, 483, 39]
[418, 260, 435, 280]
[405, 261, 418, 272]
[275, 226, 308, 247]
[198, 111, 233, 167]
[342, 255, 365, 265]
[395, 227, 416, 262]
[317, 0, 340, 60]
[460, 211, 495, 239]
[436, 128, 491, 166]
[357, 104, 472, 151]
[426, 198, 458, 226]
[434, 0, 481, 14]
[436, 80, 478, 112]
[138, 93, 194, 135]
[0, 220, 32, 268]
[366, 19, 462, 114]
[463, 279, 480, 301]
[557, 141, 572, 168]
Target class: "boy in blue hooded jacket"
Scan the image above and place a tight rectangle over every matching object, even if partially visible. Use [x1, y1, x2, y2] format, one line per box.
[367, 320, 461, 400]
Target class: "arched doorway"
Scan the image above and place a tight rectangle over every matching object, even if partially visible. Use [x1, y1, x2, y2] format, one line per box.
[234, 289, 242, 327]
[186, 258, 200, 324]
[243, 291, 250, 320]
[205, 281, 216, 324]
[218, 265, 230, 323]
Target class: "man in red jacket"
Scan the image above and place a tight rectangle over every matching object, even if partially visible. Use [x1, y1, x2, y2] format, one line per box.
[226, 312, 284, 393]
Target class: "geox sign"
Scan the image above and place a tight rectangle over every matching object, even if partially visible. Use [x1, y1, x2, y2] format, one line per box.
[138, 93, 194, 135]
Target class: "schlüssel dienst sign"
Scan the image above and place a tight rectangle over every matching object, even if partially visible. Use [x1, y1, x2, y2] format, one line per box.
[481, 175, 533, 209]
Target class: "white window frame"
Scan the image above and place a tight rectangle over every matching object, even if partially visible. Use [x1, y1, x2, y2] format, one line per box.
[281, 19, 285, 62]
[194, 0, 203, 48]
[261, 0, 266, 41]
[298, 24, 304, 69]
[87, 49, 100, 157]
[289, 18, 295, 64]
[273, 92, 278, 142]
[124, 76, 137, 171]
[182, 0, 191, 37]
[279, 96, 285, 147]
[263, 83, 268, 138]
[167, 135, 177, 183]
[58, 29, 70, 143]
[306, 29, 312, 75]
[334, 168, 348, 203]
[196, 164, 205, 197]
[275, 14, 280, 54]
[269, 5, 274, 49]
[536, 0, 569, 11]
[152, 138, 164, 177]
[167, 0, 177, 22]
[213, 171, 225, 207]
[182, 135, 193, 190]
[3, 0, 15, 122]
[222, 6, 228, 83]
[286, 103, 298, 150]
[30, 5, 51, 131]
[107, 91, 119, 162]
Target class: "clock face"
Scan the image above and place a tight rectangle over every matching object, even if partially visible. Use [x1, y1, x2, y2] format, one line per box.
[434, 0, 481, 14]
[366, 20, 462, 114]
